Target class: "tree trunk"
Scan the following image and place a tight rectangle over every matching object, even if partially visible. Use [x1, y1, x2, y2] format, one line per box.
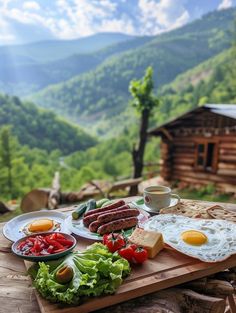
[129, 108, 149, 196]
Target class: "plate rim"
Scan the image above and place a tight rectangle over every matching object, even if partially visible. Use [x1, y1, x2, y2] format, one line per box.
[3, 210, 69, 242]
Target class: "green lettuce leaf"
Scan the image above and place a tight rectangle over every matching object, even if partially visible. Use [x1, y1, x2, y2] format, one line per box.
[30, 243, 131, 305]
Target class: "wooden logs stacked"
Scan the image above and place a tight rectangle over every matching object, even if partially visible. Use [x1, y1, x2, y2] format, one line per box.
[20, 171, 88, 212]
[97, 268, 236, 313]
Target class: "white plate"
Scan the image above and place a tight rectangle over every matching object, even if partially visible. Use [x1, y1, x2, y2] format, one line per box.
[132, 197, 179, 214]
[65, 208, 150, 241]
[3, 211, 71, 242]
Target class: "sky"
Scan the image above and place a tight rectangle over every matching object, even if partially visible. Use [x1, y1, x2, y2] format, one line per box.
[0, 0, 236, 46]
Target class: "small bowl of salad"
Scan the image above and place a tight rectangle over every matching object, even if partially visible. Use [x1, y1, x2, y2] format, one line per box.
[12, 232, 77, 261]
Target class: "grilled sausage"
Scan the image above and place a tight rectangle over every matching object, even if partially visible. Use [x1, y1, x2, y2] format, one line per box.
[83, 204, 130, 227]
[97, 217, 138, 235]
[89, 221, 102, 233]
[84, 200, 125, 217]
[98, 208, 139, 224]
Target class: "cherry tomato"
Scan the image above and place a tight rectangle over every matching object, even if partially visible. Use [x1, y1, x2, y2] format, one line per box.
[103, 233, 125, 253]
[103, 234, 109, 245]
[129, 243, 138, 251]
[118, 245, 134, 262]
[133, 247, 148, 264]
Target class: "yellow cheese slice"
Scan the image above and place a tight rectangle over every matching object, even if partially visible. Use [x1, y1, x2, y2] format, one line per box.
[129, 228, 164, 258]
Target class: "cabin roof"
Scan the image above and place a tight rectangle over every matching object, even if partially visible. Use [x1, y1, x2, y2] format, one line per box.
[149, 104, 236, 135]
[205, 104, 236, 119]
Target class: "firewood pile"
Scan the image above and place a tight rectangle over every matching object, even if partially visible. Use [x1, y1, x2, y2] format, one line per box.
[98, 269, 236, 313]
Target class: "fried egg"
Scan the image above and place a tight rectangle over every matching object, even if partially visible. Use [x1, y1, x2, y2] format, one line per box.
[142, 214, 236, 262]
[181, 230, 208, 246]
[21, 218, 61, 236]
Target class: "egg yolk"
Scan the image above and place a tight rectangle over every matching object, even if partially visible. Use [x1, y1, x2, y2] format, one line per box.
[28, 219, 54, 232]
[181, 230, 207, 246]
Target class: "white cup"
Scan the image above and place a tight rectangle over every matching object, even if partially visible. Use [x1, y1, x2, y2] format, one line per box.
[144, 185, 180, 212]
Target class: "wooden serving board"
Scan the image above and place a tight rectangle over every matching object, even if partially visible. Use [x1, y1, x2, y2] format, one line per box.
[25, 235, 236, 313]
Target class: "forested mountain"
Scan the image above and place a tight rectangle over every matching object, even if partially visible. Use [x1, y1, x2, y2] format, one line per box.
[30, 8, 235, 133]
[154, 47, 236, 127]
[0, 33, 134, 64]
[0, 36, 152, 96]
[0, 94, 96, 154]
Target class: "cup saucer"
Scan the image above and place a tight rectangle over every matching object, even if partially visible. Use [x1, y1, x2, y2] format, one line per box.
[132, 197, 180, 214]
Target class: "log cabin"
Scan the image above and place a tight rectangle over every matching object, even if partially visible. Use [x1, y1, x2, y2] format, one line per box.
[149, 104, 236, 193]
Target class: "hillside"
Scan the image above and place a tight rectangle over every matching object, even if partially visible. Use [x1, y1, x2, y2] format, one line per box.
[0, 33, 134, 64]
[30, 8, 235, 134]
[0, 36, 152, 96]
[155, 47, 236, 127]
[0, 94, 96, 154]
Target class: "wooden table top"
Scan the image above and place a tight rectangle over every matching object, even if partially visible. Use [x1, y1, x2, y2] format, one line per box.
[1, 198, 236, 313]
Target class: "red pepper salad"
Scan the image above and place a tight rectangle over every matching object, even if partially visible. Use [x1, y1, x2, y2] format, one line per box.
[17, 233, 74, 256]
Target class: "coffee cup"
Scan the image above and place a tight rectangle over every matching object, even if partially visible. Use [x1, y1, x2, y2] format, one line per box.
[143, 185, 180, 212]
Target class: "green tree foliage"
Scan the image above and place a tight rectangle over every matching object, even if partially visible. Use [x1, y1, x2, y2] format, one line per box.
[155, 46, 236, 127]
[0, 126, 15, 197]
[0, 93, 96, 154]
[129, 67, 159, 194]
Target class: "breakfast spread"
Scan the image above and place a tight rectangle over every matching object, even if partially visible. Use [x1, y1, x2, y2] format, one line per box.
[129, 228, 164, 258]
[6, 189, 236, 310]
[142, 214, 236, 262]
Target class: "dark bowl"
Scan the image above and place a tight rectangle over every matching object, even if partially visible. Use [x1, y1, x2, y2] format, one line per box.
[11, 232, 77, 262]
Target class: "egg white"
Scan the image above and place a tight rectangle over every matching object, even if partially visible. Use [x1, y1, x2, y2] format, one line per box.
[143, 214, 236, 262]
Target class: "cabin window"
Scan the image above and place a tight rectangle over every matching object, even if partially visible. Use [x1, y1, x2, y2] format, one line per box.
[195, 141, 218, 172]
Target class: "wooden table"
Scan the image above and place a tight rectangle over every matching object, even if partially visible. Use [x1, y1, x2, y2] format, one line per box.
[1, 199, 236, 313]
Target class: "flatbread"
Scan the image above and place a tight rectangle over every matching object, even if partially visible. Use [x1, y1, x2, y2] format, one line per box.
[207, 205, 236, 223]
[159, 199, 212, 219]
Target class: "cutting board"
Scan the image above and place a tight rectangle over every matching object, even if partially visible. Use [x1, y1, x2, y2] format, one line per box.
[25, 235, 236, 313]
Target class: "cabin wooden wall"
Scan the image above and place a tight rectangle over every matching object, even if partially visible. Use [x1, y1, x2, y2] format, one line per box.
[160, 134, 236, 193]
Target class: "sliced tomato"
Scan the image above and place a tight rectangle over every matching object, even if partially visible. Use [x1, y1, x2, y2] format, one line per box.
[56, 238, 74, 247]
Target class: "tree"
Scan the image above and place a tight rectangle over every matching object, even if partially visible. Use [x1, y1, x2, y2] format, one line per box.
[129, 67, 159, 195]
[0, 126, 15, 197]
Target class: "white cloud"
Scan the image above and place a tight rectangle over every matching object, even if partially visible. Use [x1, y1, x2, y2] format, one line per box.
[0, 18, 15, 43]
[218, 0, 233, 10]
[22, 1, 40, 11]
[0, 0, 194, 44]
[53, 0, 119, 39]
[99, 15, 136, 35]
[138, 0, 190, 35]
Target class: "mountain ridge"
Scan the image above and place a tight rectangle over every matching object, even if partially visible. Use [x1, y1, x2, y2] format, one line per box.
[29, 7, 236, 135]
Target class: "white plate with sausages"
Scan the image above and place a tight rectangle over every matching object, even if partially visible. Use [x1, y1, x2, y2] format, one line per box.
[65, 203, 150, 241]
